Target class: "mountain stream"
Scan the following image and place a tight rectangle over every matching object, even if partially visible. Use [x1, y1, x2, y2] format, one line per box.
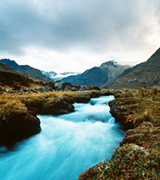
[0, 96, 124, 180]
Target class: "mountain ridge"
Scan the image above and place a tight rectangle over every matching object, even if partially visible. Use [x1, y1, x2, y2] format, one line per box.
[102, 48, 160, 89]
[62, 60, 130, 87]
[0, 59, 52, 82]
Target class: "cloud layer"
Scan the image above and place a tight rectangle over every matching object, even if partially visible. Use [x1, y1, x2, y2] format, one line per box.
[0, 0, 160, 72]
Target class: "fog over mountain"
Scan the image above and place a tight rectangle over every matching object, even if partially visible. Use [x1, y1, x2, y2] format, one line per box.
[41, 70, 80, 80]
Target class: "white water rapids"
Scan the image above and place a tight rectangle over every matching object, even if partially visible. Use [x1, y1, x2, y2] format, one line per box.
[0, 96, 124, 180]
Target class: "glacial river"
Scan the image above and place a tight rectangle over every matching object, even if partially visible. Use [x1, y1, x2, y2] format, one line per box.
[0, 96, 124, 180]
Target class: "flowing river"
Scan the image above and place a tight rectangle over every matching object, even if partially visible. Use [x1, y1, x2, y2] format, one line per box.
[0, 96, 124, 180]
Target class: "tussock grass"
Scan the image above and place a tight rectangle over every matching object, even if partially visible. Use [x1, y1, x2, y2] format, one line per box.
[0, 90, 105, 117]
[79, 87, 160, 180]
[116, 87, 160, 127]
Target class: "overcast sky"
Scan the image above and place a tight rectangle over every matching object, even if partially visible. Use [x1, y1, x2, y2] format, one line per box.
[0, 0, 160, 72]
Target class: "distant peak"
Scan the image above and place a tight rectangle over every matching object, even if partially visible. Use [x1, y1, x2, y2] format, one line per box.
[0, 58, 18, 65]
[100, 60, 118, 67]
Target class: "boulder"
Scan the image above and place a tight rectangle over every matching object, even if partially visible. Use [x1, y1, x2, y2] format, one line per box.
[109, 99, 134, 130]
[39, 87, 48, 93]
[0, 112, 41, 146]
[41, 98, 74, 115]
[54, 81, 73, 91]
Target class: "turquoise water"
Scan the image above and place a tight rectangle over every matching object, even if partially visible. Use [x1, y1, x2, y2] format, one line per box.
[0, 96, 124, 180]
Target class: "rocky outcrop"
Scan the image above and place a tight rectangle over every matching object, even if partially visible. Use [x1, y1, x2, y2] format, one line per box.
[109, 98, 134, 130]
[0, 112, 40, 147]
[54, 81, 76, 91]
[40, 97, 74, 115]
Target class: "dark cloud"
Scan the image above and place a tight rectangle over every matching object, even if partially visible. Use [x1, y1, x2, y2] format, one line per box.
[0, 0, 160, 55]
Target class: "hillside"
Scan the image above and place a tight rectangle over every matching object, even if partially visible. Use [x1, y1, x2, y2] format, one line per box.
[0, 62, 19, 73]
[0, 59, 52, 82]
[0, 62, 31, 78]
[102, 48, 160, 89]
[62, 61, 129, 87]
[0, 71, 34, 90]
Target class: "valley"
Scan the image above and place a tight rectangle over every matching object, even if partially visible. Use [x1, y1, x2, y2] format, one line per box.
[0, 48, 159, 179]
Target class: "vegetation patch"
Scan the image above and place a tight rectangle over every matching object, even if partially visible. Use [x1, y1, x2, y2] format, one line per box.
[0, 89, 117, 146]
[79, 87, 160, 180]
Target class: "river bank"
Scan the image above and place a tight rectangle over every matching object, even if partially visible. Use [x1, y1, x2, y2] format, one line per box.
[0, 88, 159, 179]
[79, 88, 160, 179]
[0, 89, 118, 146]
[0, 96, 124, 180]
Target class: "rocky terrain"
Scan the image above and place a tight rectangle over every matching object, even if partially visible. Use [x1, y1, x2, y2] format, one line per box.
[0, 70, 101, 94]
[103, 48, 160, 89]
[62, 61, 129, 87]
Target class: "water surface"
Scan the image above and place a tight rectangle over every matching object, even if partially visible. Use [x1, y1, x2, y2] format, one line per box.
[0, 96, 124, 180]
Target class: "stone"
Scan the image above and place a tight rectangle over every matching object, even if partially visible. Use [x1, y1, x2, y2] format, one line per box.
[54, 81, 63, 90]
[54, 81, 73, 91]
[39, 87, 48, 92]
[0, 112, 41, 146]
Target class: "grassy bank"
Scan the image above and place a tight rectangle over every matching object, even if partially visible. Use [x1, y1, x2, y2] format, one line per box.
[1, 88, 159, 179]
[0, 89, 117, 146]
[79, 87, 160, 179]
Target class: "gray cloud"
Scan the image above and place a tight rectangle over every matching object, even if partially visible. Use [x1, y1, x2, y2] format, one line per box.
[0, 0, 160, 67]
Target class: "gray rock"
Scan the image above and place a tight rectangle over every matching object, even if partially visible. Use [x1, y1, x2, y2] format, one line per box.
[54, 81, 63, 90]
[54, 81, 72, 91]
[39, 87, 48, 92]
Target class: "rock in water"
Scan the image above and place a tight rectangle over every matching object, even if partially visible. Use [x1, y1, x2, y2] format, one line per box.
[0, 112, 41, 146]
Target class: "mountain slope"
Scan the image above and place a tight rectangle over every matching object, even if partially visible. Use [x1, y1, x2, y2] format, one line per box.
[0, 62, 31, 78]
[102, 48, 160, 89]
[0, 59, 52, 82]
[0, 62, 18, 73]
[62, 61, 129, 87]
[0, 71, 34, 88]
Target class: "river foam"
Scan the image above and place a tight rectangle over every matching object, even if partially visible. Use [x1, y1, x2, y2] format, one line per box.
[0, 96, 124, 180]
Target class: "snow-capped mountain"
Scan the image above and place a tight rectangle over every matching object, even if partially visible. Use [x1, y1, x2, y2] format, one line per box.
[41, 70, 57, 79]
[62, 60, 130, 87]
[41, 70, 80, 80]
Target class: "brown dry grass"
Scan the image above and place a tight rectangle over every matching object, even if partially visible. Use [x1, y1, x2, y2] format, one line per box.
[79, 87, 160, 180]
[0, 90, 105, 117]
